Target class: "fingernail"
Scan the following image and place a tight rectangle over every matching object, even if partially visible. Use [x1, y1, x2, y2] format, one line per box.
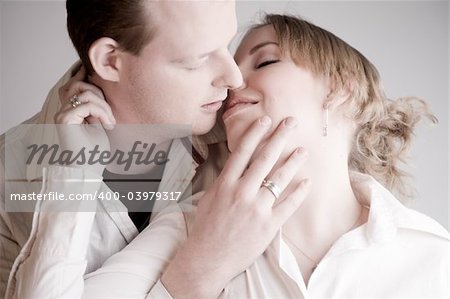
[302, 178, 311, 188]
[295, 147, 308, 158]
[105, 123, 115, 130]
[259, 115, 272, 126]
[284, 117, 298, 128]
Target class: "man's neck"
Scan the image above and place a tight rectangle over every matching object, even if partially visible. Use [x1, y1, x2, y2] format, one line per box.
[104, 138, 172, 175]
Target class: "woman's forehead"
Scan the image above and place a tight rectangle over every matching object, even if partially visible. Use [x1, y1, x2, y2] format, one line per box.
[234, 25, 277, 62]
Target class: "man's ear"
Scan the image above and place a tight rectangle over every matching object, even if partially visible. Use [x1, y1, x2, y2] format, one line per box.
[88, 37, 123, 82]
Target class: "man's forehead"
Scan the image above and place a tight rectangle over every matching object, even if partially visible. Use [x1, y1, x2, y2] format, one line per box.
[146, 0, 237, 56]
[148, 0, 235, 23]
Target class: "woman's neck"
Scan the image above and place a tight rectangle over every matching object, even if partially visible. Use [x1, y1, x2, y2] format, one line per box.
[283, 150, 366, 262]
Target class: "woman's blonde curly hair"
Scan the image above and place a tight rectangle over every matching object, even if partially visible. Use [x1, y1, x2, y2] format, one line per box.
[254, 14, 437, 201]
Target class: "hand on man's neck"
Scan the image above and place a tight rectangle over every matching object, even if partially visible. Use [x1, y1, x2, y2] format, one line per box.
[85, 73, 174, 176]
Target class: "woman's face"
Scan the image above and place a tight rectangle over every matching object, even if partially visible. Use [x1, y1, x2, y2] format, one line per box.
[223, 25, 330, 154]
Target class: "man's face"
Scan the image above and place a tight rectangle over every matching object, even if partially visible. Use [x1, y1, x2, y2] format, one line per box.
[115, 0, 242, 135]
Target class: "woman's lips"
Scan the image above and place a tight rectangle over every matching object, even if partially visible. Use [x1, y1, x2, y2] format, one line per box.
[222, 102, 258, 121]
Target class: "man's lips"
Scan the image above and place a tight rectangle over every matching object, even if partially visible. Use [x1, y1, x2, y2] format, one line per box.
[201, 100, 224, 112]
[223, 97, 259, 120]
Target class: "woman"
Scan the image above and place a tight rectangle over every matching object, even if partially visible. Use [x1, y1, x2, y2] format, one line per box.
[211, 14, 449, 297]
[12, 14, 450, 298]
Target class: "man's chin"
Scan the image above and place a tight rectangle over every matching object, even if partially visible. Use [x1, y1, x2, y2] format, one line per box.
[192, 126, 214, 136]
[192, 119, 217, 136]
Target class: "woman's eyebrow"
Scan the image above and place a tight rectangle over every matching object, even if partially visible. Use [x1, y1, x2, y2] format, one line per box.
[249, 41, 279, 55]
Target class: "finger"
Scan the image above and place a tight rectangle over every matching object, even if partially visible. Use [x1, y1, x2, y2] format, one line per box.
[57, 102, 114, 129]
[86, 115, 102, 125]
[77, 91, 116, 124]
[272, 179, 311, 225]
[59, 73, 105, 107]
[258, 147, 307, 206]
[78, 103, 114, 130]
[61, 81, 104, 104]
[62, 91, 116, 125]
[219, 116, 272, 182]
[86, 116, 113, 131]
[241, 117, 298, 190]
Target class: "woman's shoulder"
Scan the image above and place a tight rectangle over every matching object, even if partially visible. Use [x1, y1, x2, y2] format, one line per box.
[396, 206, 450, 245]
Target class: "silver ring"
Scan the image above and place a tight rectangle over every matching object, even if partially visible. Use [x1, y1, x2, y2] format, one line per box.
[261, 179, 282, 200]
[70, 94, 82, 108]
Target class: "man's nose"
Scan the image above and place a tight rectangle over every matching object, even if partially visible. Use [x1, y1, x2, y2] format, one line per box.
[213, 51, 243, 89]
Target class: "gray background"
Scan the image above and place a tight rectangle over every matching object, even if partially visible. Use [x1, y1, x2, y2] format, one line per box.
[1, 1, 449, 229]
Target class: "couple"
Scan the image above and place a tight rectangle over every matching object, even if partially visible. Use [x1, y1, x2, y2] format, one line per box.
[1, 1, 449, 298]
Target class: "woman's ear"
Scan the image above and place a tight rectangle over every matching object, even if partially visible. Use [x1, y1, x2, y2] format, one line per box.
[88, 37, 123, 82]
[323, 87, 351, 111]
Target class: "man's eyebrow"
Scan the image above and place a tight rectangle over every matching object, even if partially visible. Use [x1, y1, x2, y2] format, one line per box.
[249, 41, 279, 55]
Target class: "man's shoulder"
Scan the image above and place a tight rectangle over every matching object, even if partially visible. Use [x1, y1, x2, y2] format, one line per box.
[0, 62, 81, 179]
[0, 60, 81, 153]
[0, 210, 35, 247]
[0, 114, 44, 192]
[0, 113, 41, 154]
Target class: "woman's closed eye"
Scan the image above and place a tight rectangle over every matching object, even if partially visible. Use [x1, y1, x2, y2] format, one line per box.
[256, 59, 280, 69]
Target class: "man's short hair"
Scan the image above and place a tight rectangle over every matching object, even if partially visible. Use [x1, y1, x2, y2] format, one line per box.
[66, 0, 155, 74]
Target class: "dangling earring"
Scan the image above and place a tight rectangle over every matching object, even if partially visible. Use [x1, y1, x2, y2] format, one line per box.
[323, 104, 329, 137]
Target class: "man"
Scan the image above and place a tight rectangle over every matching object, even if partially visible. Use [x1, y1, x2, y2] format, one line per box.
[0, 1, 307, 298]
